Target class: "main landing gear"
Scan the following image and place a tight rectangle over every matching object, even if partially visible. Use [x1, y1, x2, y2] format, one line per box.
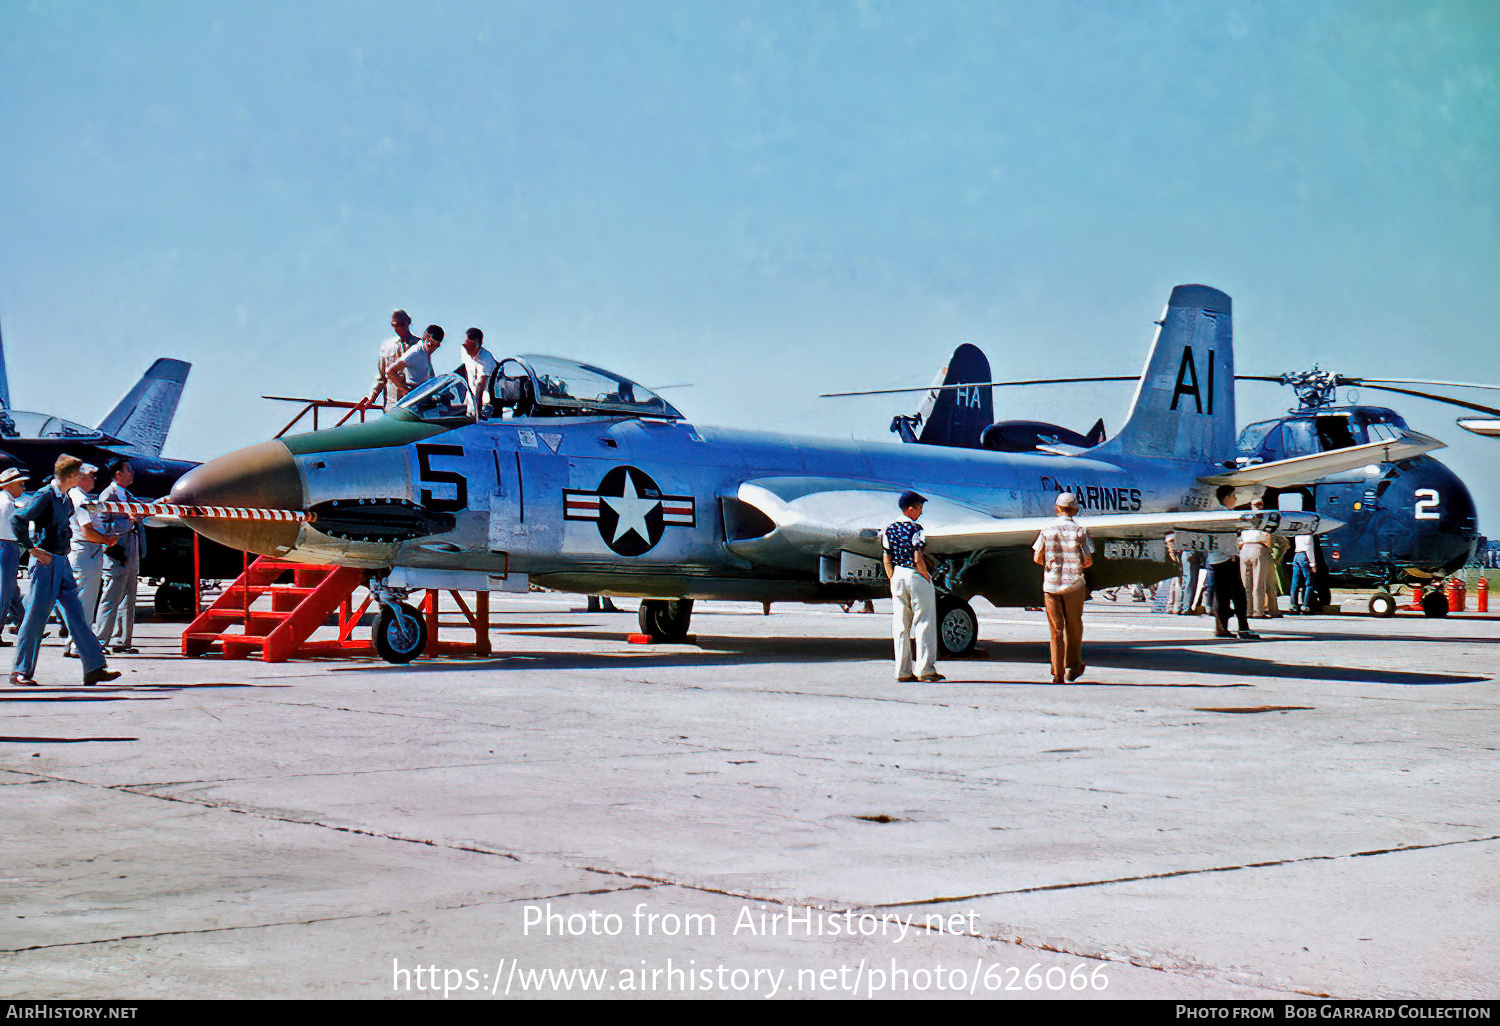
[637, 599, 694, 642]
[935, 594, 979, 658]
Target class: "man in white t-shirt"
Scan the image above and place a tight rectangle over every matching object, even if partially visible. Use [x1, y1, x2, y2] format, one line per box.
[64, 464, 121, 657]
[460, 327, 499, 421]
[1289, 533, 1318, 614]
[387, 324, 445, 400]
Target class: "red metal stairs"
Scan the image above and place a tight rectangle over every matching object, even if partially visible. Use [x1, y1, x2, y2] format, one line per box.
[182, 556, 373, 661]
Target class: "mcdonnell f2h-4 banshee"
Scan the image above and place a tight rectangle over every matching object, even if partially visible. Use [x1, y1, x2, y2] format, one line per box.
[147, 285, 1441, 663]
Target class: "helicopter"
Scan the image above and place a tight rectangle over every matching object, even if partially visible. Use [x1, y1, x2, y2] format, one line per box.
[833, 357, 1487, 618]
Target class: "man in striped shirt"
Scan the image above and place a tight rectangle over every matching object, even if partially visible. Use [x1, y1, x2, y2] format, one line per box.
[1033, 492, 1092, 684]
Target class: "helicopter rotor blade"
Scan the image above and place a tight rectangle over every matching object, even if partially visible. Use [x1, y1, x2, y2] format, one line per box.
[820, 376, 1138, 398]
[1337, 382, 1500, 417]
[1346, 377, 1500, 392]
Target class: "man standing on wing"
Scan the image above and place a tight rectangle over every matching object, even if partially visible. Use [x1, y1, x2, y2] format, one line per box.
[881, 491, 944, 684]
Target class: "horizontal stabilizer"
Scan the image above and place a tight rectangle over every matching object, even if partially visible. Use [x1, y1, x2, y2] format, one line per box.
[1198, 431, 1444, 489]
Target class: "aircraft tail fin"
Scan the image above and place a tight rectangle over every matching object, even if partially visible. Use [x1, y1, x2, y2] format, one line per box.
[97, 358, 192, 456]
[1091, 285, 1235, 465]
[1083, 418, 1106, 448]
[912, 343, 994, 448]
[0, 318, 10, 411]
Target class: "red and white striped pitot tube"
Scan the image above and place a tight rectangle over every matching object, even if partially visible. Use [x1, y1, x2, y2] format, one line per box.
[89, 501, 313, 523]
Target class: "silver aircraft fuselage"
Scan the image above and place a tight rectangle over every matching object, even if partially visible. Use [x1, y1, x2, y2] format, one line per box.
[172, 409, 1212, 607]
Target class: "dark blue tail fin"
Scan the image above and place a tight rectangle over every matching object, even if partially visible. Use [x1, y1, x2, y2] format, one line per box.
[97, 358, 191, 456]
[896, 343, 993, 448]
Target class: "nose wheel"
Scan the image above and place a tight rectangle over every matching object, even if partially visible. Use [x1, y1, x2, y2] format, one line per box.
[374, 601, 428, 663]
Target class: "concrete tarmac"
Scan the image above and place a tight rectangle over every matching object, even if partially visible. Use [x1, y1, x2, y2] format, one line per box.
[1, 596, 1496, 1000]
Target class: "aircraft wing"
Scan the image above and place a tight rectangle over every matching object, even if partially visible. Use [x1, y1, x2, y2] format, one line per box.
[729, 478, 1338, 562]
[1197, 430, 1444, 489]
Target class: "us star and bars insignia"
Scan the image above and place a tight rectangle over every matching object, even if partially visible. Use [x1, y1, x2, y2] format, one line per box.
[563, 465, 696, 557]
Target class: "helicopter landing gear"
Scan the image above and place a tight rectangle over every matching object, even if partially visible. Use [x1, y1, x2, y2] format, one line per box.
[638, 599, 694, 642]
[1367, 592, 1397, 618]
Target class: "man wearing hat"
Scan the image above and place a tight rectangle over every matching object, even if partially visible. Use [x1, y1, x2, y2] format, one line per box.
[1032, 492, 1093, 684]
[0, 467, 28, 644]
[881, 490, 944, 683]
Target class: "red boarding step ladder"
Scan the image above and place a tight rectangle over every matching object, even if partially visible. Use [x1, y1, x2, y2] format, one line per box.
[183, 556, 373, 661]
[183, 553, 497, 662]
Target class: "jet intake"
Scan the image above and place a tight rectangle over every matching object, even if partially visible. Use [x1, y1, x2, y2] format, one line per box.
[308, 498, 458, 543]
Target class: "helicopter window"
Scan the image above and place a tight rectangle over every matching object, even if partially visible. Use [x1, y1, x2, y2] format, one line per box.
[395, 373, 473, 423]
[1315, 416, 1357, 451]
[1234, 420, 1280, 456]
[1279, 419, 1319, 457]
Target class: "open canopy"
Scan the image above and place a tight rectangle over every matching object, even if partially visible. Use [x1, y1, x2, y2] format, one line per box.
[499, 355, 683, 420]
[395, 355, 684, 423]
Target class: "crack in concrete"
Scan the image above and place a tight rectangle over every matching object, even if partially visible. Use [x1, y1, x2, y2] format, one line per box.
[16, 768, 529, 865]
[3, 884, 663, 956]
[868, 832, 1500, 907]
[1, 912, 377, 954]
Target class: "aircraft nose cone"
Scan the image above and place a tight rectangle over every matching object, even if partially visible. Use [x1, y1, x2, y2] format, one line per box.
[171, 440, 304, 556]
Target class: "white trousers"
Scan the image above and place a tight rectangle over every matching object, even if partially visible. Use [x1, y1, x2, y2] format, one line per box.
[890, 566, 936, 679]
[64, 545, 105, 654]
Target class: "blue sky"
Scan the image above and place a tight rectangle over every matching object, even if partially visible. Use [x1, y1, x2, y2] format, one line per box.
[2, 1, 1497, 525]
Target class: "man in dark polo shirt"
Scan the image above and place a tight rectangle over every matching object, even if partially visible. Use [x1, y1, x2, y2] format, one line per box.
[10, 455, 121, 687]
[881, 490, 944, 683]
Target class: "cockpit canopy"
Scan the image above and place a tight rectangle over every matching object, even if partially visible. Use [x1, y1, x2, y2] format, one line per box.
[498, 355, 683, 419]
[395, 355, 684, 424]
[0, 410, 109, 442]
[1235, 407, 1411, 460]
[396, 374, 474, 424]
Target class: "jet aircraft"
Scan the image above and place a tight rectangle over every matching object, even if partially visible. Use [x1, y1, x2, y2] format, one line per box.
[0, 320, 240, 613]
[157, 285, 1442, 663]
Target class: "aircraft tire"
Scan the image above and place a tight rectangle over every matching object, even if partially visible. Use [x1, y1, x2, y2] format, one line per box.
[1367, 592, 1397, 618]
[638, 599, 693, 642]
[936, 596, 979, 658]
[374, 602, 427, 663]
[1420, 589, 1450, 618]
[153, 583, 195, 621]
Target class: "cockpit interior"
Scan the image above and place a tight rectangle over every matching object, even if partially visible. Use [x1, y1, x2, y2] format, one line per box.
[393, 355, 684, 425]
